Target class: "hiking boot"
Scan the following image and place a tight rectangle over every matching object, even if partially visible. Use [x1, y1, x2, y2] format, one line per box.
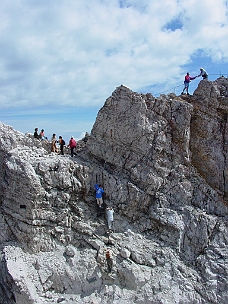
[187, 93, 190, 95]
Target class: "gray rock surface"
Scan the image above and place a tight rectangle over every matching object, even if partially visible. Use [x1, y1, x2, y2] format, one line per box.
[0, 77, 228, 303]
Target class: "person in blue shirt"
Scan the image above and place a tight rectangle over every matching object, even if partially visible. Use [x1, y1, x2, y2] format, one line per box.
[94, 184, 104, 207]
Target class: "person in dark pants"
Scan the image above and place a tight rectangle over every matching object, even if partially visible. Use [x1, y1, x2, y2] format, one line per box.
[198, 67, 208, 79]
[105, 249, 113, 273]
[34, 128, 39, 138]
[68, 136, 77, 157]
[58, 136, 65, 155]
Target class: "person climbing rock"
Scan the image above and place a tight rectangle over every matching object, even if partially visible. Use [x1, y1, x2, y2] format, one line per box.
[181, 72, 197, 95]
[105, 248, 113, 273]
[107, 206, 114, 231]
[198, 67, 208, 79]
[94, 184, 104, 207]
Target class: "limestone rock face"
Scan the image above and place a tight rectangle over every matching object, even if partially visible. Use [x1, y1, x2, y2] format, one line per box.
[0, 78, 228, 304]
[191, 77, 228, 199]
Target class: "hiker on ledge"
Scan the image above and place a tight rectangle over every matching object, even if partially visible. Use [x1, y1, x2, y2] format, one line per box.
[198, 67, 208, 79]
[51, 134, 58, 153]
[68, 136, 77, 157]
[181, 72, 197, 95]
[58, 136, 65, 155]
[34, 128, 39, 139]
[95, 184, 104, 207]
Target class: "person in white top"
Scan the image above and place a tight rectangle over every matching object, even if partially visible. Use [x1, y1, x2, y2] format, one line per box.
[107, 207, 114, 230]
[198, 67, 208, 79]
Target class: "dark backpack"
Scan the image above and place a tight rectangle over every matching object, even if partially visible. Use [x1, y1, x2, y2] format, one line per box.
[62, 139, 65, 145]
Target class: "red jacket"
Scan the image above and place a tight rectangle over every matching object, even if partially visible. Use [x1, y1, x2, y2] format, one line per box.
[69, 138, 76, 148]
[185, 75, 196, 83]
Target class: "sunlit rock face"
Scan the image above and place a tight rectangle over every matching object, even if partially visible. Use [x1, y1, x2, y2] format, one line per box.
[0, 78, 228, 304]
[190, 77, 228, 200]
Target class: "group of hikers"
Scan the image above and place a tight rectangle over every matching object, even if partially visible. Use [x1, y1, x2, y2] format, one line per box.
[33, 128, 77, 156]
[34, 128, 112, 271]
[32, 67, 208, 272]
[33, 128, 91, 156]
[51, 134, 76, 156]
[94, 184, 114, 230]
[95, 183, 115, 273]
[52, 134, 77, 157]
[181, 67, 208, 95]
[33, 128, 48, 140]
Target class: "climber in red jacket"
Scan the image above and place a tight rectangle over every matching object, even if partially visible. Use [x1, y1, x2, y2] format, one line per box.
[181, 72, 197, 95]
[68, 136, 77, 157]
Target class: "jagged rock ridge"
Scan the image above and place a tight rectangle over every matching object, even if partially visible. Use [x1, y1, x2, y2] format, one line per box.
[0, 77, 228, 304]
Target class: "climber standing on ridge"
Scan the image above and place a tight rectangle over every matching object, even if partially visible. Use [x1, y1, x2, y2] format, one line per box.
[198, 67, 208, 79]
[181, 72, 197, 95]
[107, 206, 114, 231]
[68, 136, 77, 157]
[34, 128, 39, 138]
[51, 134, 58, 153]
[95, 184, 104, 208]
[58, 136, 65, 155]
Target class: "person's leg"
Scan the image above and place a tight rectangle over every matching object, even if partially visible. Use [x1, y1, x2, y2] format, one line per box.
[182, 83, 187, 94]
[108, 218, 111, 229]
[107, 258, 113, 272]
[186, 82, 189, 94]
[96, 198, 100, 206]
[98, 197, 103, 207]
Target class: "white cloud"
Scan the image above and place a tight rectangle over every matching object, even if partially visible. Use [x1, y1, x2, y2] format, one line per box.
[0, 0, 228, 111]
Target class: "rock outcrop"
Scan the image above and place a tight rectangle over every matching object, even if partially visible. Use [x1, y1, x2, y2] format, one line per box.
[0, 77, 228, 304]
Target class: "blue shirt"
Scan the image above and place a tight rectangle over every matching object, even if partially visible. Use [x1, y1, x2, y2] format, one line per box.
[95, 184, 104, 198]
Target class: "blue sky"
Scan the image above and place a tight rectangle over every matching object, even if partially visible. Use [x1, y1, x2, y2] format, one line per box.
[0, 0, 228, 141]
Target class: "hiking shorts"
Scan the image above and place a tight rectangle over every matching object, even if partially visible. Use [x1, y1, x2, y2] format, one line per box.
[184, 81, 189, 88]
[96, 197, 103, 206]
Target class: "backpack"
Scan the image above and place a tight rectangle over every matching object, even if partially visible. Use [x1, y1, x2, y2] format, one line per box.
[62, 139, 65, 145]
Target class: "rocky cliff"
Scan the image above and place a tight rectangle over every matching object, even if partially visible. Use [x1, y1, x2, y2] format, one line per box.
[0, 77, 228, 304]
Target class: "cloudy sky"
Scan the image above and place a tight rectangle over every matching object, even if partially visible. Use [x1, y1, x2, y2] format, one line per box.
[1, 0, 228, 141]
